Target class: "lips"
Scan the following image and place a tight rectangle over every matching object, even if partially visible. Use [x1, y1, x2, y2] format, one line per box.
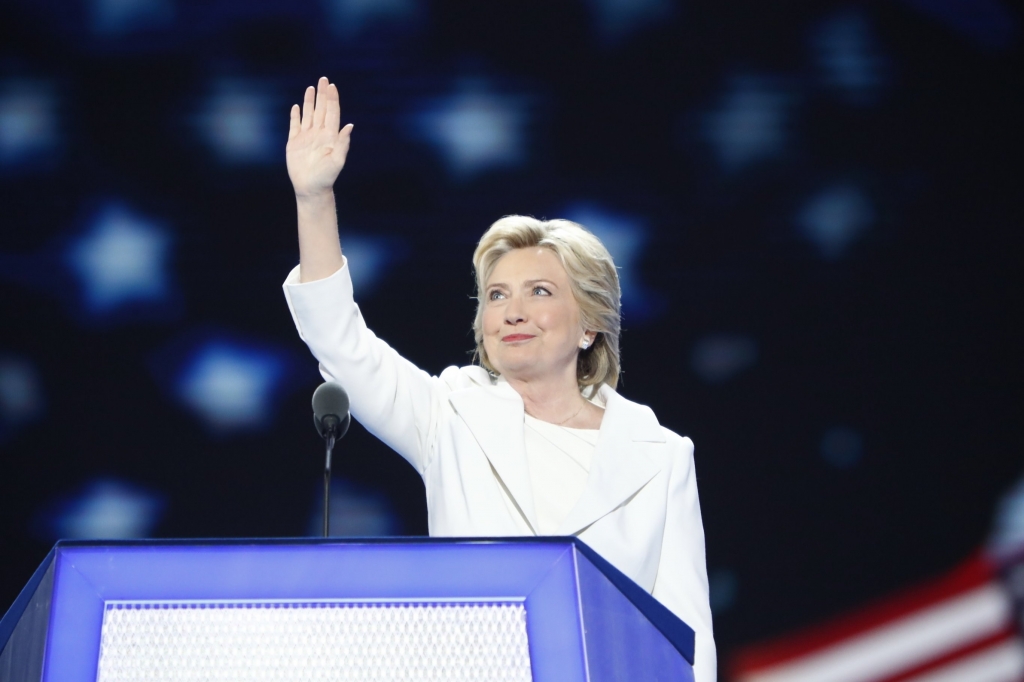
[502, 334, 535, 342]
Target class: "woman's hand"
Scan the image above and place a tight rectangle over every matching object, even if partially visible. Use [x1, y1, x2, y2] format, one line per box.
[288, 77, 349, 282]
[286, 77, 354, 198]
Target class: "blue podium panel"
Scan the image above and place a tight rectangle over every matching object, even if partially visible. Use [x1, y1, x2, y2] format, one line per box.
[0, 538, 694, 681]
[576, 551, 695, 682]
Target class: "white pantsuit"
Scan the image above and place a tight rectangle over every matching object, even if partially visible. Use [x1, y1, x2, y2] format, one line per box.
[284, 261, 716, 682]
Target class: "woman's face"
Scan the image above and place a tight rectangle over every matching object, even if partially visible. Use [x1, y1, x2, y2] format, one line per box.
[482, 247, 586, 384]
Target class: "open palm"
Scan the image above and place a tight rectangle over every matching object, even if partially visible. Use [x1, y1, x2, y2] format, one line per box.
[286, 77, 353, 197]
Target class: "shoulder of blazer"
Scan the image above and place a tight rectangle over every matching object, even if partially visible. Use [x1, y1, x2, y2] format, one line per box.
[660, 431, 696, 472]
[439, 364, 495, 392]
[597, 385, 667, 444]
[601, 388, 699, 478]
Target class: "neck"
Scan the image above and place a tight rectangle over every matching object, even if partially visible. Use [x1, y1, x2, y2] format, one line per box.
[504, 371, 585, 425]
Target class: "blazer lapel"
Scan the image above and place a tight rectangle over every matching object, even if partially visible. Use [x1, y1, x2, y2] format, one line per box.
[447, 382, 539, 533]
[558, 385, 664, 536]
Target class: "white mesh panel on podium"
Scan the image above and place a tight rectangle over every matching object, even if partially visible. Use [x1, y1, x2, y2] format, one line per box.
[96, 600, 533, 682]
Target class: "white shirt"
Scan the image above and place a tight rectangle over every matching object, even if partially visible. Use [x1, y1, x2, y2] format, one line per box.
[524, 414, 599, 535]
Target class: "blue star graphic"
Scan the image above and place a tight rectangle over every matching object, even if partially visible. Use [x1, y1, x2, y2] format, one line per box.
[326, 0, 421, 38]
[797, 184, 873, 260]
[0, 80, 60, 167]
[702, 76, 794, 172]
[414, 82, 530, 178]
[586, 0, 674, 44]
[66, 204, 172, 313]
[176, 340, 288, 432]
[563, 203, 665, 323]
[197, 79, 276, 165]
[39, 478, 164, 540]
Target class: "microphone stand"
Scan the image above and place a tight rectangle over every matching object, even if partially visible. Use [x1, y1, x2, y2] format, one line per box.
[319, 414, 343, 538]
[313, 382, 350, 540]
[323, 432, 335, 538]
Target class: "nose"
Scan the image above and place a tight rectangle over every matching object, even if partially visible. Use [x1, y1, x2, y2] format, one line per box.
[504, 294, 526, 325]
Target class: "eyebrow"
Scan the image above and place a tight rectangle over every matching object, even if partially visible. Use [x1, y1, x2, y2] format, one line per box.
[486, 279, 559, 289]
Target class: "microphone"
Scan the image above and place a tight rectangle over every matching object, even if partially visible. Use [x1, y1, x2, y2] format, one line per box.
[311, 382, 351, 537]
[312, 381, 351, 440]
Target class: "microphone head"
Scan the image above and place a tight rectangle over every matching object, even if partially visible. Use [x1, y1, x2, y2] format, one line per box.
[318, 413, 351, 440]
[312, 382, 351, 439]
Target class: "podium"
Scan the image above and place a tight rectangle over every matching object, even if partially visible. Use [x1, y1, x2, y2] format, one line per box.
[1, 537, 695, 681]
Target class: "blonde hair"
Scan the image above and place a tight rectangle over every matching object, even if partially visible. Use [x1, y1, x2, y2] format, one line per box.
[472, 215, 622, 391]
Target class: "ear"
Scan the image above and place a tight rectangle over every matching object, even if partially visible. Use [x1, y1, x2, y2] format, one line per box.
[579, 332, 597, 350]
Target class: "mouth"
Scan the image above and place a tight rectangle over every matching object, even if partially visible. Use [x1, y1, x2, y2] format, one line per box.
[501, 334, 535, 343]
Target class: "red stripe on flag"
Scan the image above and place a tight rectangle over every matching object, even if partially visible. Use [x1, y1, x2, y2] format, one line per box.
[878, 627, 1018, 682]
[731, 552, 995, 676]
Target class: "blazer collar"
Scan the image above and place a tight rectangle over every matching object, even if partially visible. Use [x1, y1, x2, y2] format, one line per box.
[558, 384, 663, 535]
[448, 379, 537, 531]
[447, 379, 664, 536]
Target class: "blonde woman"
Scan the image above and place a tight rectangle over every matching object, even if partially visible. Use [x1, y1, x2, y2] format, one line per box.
[283, 78, 716, 681]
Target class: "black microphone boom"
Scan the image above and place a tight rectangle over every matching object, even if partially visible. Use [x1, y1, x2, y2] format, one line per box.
[311, 382, 351, 537]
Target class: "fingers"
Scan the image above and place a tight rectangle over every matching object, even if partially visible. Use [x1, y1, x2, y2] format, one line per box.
[324, 83, 341, 132]
[337, 123, 354, 151]
[301, 86, 315, 130]
[296, 78, 342, 136]
[313, 77, 328, 128]
[288, 104, 300, 141]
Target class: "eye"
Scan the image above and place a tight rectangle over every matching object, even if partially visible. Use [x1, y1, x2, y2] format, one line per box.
[488, 289, 505, 301]
[533, 286, 551, 296]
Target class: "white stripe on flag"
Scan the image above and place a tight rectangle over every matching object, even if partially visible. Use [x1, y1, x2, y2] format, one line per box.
[742, 584, 1011, 682]
[901, 638, 1024, 682]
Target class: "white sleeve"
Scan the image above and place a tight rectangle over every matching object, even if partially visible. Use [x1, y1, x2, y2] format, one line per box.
[652, 436, 717, 682]
[282, 261, 444, 474]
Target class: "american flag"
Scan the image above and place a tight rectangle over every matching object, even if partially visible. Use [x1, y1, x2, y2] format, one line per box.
[730, 550, 1024, 682]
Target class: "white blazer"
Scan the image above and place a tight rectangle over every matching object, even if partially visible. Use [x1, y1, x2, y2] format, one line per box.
[284, 261, 716, 682]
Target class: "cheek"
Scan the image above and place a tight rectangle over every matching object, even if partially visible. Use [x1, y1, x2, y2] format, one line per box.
[538, 304, 578, 340]
[481, 307, 500, 334]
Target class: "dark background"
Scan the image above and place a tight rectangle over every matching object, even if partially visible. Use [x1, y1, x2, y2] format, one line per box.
[1, 0, 1021, 672]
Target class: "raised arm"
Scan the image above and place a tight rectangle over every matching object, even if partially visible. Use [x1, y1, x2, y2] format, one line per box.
[282, 79, 447, 474]
[286, 77, 353, 283]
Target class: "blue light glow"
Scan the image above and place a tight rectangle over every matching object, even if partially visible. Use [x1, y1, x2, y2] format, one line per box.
[0, 79, 60, 169]
[820, 426, 864, 468]
[562, 203, 665, 323]
[690, 334, 758, 384]
[585, 0, 675, 45]
[989, 475, 1024, 559]
[152, 331, 304, 433]
[37, 478, 165, 540]
[798, 184, 873, 260]
[325, 0, 421, 38]
[196, 79, 277, 165]
[340, 233, 405, 296]
[65, 203, 173, 314]
[0, 354, 45, 442]
[412, 81, 530, 178]
[811, 10, 888, 105]
[176, 342, 287, 431]
[708, 569, 738, 614]
[308, 479, 401, 537]
[91, 0, 174, 34]
[702, 75, 795, 172]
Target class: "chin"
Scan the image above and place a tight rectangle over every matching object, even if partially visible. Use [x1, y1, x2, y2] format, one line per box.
[492, 354, 538, 378]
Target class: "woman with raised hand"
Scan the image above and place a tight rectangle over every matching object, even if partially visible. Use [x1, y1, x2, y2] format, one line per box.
[283, 77, 717, 681]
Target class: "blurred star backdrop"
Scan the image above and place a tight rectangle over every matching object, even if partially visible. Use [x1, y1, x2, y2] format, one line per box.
[0, 0, 1021, 671]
